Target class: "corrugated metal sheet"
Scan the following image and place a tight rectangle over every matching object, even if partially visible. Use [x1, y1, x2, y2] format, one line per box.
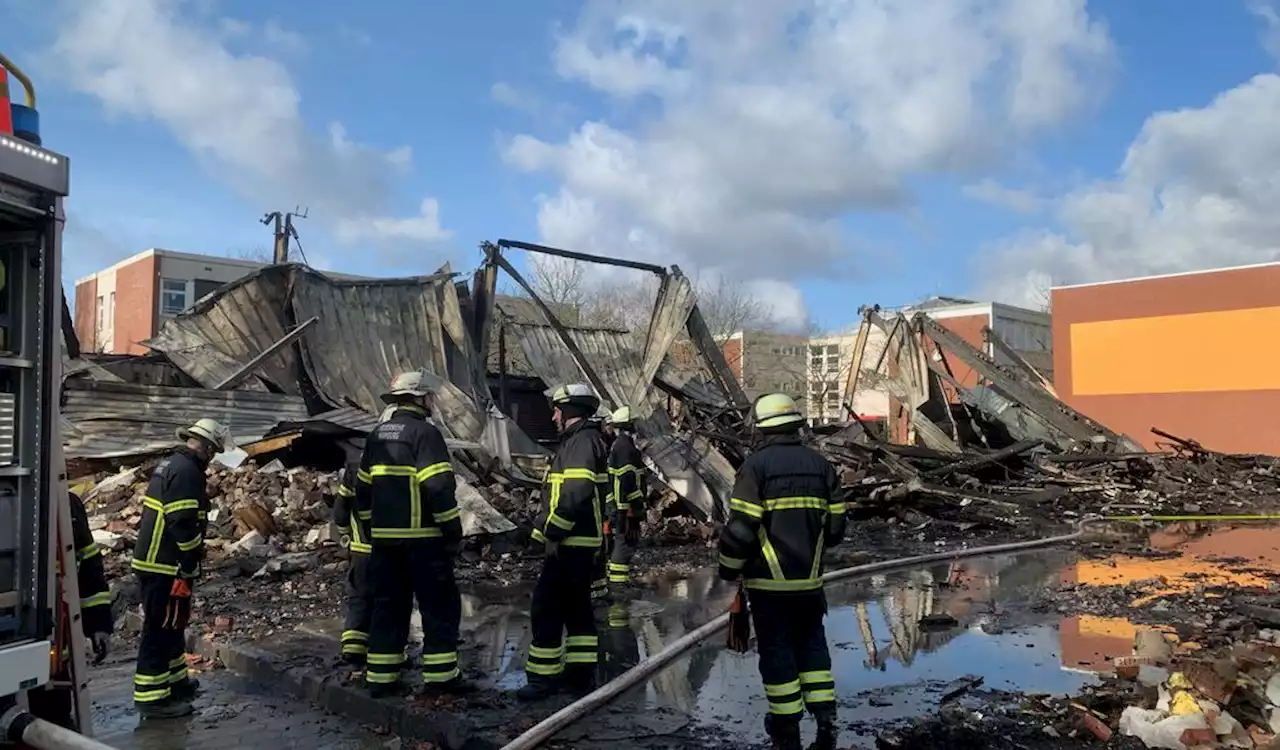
[144, 264, 488, 442]
[508, 324, 645, 409]
[63, 380, 308, 460]
[629, 274, 696, 415]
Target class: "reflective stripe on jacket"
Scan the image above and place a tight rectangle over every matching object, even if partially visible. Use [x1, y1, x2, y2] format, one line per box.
[355, 406, 460, 542]
[533, 419, 608, 548]
[333, 461, 372, 554]
[717, 433, 847, 593]
[131, 447, 209, 578]
[70, 491, 113, 635]
[606, 431, 646, 515]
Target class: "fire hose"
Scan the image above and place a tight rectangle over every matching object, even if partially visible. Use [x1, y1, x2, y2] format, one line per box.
[499, 519, 1100, 750]
[1, 706, 119, 750]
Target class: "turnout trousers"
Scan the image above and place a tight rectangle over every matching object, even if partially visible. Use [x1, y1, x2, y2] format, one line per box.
[607, 527, 637, 585]
[341, 551, 374, 659]
[525, 547, 598, 687]
[365, 541, 462, 688]
[134, 572, 194, 706]
[748, 590, 837, 731]
[591, 536, 609, 601]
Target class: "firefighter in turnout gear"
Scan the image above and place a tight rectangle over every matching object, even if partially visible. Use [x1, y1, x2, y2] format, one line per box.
[590, 413, 613, 603]
[333, 460, 373, 663]
[605, 406, 646, 587]
[25, 491, 114, 729]
[518, 383, 609, 701]
[357, 369, 472, 697]
[717, 394, 847, 750]
[132, 418, 230, 719]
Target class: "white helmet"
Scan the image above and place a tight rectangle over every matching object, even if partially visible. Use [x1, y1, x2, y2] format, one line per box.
[177, 418, 233, 452]
[610, 406, 633, 426]
[380, 368, 442, 404]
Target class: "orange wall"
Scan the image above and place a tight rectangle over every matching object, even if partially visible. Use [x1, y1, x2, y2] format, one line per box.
[1053, 265, 1280, 455]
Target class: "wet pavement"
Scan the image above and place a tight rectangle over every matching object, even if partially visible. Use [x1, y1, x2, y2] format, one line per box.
[88, 658, 391, 750]
[297, 547, 1101, 747]
[101, 520, 1280, 748]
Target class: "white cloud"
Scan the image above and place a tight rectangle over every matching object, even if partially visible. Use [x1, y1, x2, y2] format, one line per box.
[52, 0, 448, 250]
[962, 179, 1043, 214]
[979, 73, 1280, 306]
[332, 198, 451, 244]
[504, 0, 1112, 310]
[1249, 0, 1280, 63]
[262, 19, 307, 54]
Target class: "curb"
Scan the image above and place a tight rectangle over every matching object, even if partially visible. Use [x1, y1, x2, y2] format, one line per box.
[185, 634, 499, 750]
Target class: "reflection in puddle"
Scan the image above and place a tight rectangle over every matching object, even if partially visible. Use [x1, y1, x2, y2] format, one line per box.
[296, 523, 1280, 744]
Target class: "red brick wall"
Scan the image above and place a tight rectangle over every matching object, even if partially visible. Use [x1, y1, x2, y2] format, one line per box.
[73, 278, 97, 353]
[926, 313, 991, 400]
[114, 254, 158, 355]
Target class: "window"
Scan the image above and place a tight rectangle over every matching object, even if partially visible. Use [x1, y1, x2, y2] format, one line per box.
[95, 296, 104, 338]
[193, 278, 223, 303]
[107, 292, 115, 329]
[161, 278, 188, 315]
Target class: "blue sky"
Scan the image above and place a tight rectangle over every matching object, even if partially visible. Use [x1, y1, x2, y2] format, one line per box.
[8, 0, 1280, 332]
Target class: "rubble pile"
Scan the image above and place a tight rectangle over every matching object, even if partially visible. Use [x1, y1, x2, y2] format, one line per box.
[821, 431, 1280, 543]
[84, 460, 348, 580]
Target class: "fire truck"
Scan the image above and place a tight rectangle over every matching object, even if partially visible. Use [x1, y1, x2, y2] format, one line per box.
[0, 53, 116, 750]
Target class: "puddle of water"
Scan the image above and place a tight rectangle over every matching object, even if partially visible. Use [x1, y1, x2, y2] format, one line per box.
[1067, 522, 1280, 605]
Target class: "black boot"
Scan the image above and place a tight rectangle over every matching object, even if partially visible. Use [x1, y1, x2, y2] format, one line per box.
[341, 651, 367, 667]
[516, 676, 561, 702]
[169, 678, 201, 701]
[808, 708, 838, 750]
[563, 667, 597, 697]
[764, 715, 803, 750]
[368, 679, 411, 699]
[137, 698, 194, 719]
[420, 676, 477, 697]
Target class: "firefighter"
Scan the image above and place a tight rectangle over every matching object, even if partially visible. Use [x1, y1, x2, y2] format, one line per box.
[24, 490, 114, 729]
[357, 369, 471, 697]
[333, 460, 373, 664]
[132, 418, 230, 719]
[717, 394, 847, 750]
[605, 406, 645, 587]
[517, 383, 608, 701]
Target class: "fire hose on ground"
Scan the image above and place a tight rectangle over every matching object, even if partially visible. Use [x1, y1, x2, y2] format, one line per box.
[0, 706, 118, 750]
[500, 519, 1101, 750]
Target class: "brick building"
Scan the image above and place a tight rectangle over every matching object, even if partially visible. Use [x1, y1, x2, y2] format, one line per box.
[74, 249, 267, 355]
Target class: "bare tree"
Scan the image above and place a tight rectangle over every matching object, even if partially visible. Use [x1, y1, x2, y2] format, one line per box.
[693, 275, 777, 340]
[526, 255, 589, 319]
[228, 246, 273, 263]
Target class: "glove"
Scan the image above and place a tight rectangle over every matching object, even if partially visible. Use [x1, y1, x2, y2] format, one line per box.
[170, 578, 193, 598]
[91, 632, 110, 665]
[544, 539, 560, 558]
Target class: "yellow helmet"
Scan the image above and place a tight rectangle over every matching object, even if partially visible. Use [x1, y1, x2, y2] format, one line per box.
[752, 393, 804, 429]
[610, 406, 632, 425]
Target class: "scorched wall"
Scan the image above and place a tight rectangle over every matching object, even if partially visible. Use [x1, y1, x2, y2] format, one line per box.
[1052, 263, 1280, 455]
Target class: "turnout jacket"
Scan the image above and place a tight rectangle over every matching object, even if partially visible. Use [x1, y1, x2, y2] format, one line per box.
[532, 419, 608, 548]
[717, 433, 847, 593]
[69, 492, 113, 635]
[131, 447, 210, 578]
[355, 406, 460, 543]
[332, 461, 372, 554]
[606, 431, 646, 517]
